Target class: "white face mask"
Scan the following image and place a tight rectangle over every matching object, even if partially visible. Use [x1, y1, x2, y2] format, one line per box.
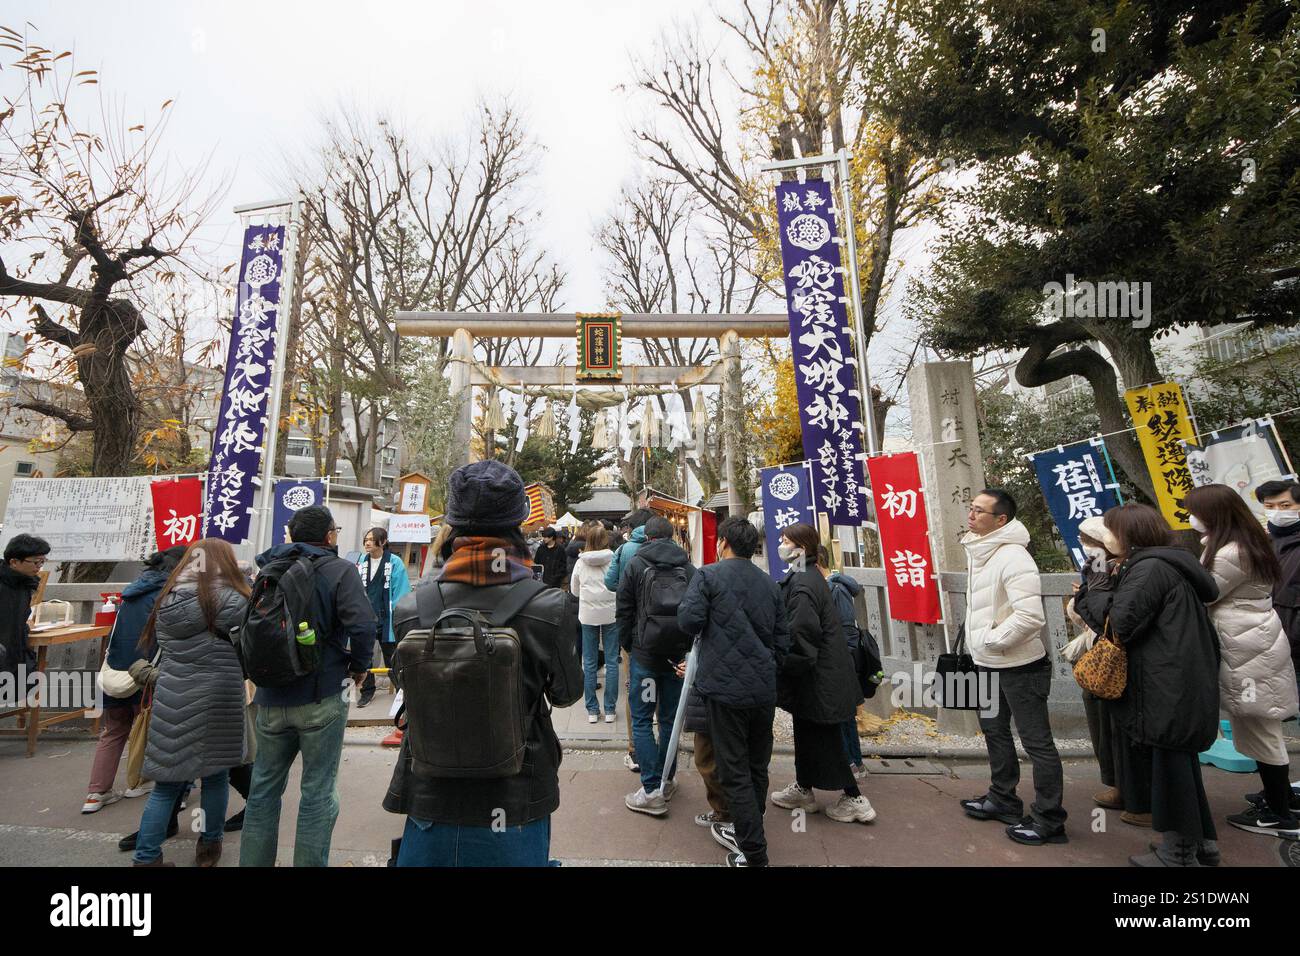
[777, 543, 799, 562]
[1188, 515, 1207, 533]
[1266, 509, 1300, 528]
[1081, 545, 1108, 571]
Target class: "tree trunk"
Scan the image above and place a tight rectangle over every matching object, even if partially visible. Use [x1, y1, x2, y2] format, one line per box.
[1015, 322, 1157, 503]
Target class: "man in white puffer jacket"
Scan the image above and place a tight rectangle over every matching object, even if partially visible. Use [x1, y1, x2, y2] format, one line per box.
[956, 489, 1068, 848]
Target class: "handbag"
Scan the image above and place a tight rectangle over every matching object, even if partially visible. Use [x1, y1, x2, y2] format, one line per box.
[934, 624, 982, 710]
[1072, 621, 1127, 700]
[125, 687, 153, 790]
[97, 614, 139, 698]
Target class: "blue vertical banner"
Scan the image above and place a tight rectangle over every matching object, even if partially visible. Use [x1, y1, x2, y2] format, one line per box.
[1029, 439, 1123, 569]
[773, 179, 868, 525]
[759, 462, 817, 581]
[271, 478, 326, 546]
[203, 224, 287, 542]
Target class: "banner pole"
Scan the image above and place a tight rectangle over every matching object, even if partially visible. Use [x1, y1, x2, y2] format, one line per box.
[249, 198, 301, 556]
[916, 449, 955, 654]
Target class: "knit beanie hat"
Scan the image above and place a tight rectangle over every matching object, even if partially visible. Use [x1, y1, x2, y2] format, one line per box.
[444, 460, 530, 530]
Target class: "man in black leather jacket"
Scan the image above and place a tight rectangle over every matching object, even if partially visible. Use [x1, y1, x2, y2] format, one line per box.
[382, 461, 582, 866]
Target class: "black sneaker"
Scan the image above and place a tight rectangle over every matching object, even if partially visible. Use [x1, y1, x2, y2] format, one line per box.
[725, 852, 749, 867]
[959, 796, 1021, 825]
[1227, 804, 1300, 839]
[711, 822, 740, 855]
[224, 809, 245, 833]
[357, 688, 376, 709]
[1244, 788, 1300, 814]
[1006, 816, 1069, 846]
[1150, 839, 1220, 866]
[118, 814, 180, 852]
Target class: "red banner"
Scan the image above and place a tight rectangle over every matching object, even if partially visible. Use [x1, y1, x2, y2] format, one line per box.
[151, 477, 203, 552]
[866, 452, 941, 624]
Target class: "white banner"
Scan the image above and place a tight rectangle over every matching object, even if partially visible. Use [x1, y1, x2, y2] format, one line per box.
[0, 477, 153, 561]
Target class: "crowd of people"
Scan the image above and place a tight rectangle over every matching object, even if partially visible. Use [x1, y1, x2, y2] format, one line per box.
[1, 458, 1297, 868]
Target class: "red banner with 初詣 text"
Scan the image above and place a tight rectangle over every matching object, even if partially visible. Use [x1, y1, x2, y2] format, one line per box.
[866, 452, 941, 624]
[150, 477, 203, 553]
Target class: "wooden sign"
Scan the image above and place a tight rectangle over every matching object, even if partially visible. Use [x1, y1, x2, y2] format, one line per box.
[576, 312, 621, 380]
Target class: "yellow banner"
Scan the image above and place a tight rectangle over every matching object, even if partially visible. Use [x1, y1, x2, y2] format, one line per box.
[1124, 382, 1195, 529]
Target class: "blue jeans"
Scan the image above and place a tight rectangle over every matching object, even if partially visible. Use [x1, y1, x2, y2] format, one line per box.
[396, 815, 551, 867]
[841, 719, 863, 766]
[582, 623, 621, 715]
[239, 694, 348, 867]
[629, 658, 683, 793]
[133, 772, 228, 864]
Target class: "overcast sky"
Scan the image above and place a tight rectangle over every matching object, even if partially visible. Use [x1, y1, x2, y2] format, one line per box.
[8, 0, 927, 423]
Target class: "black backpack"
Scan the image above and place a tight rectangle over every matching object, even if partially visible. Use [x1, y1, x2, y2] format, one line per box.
[638, 563, 691, 659]
[394, 578, 543, 779]
[236, 554, 327, 687]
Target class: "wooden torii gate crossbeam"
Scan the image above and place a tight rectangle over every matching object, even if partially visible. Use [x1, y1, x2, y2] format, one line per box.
[395, 312, 790, 512]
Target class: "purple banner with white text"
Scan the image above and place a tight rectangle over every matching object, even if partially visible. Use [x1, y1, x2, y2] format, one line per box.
[203, 224, 286, 543]
[774, 178, 867, 525]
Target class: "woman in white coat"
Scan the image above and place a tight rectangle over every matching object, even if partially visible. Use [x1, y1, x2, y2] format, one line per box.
[1185, 484, 1299, 838]
[571, 523, 620, 723]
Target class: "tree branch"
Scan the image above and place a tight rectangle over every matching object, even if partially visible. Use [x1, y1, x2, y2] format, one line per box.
[15, 400, 94, 432]
[31, 303, 79, 349]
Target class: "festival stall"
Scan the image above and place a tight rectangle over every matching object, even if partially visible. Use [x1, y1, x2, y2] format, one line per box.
[639, 487, 716, 566]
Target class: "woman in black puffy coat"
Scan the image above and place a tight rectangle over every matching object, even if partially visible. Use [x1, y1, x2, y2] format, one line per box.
[770, 523, 871, 824]
[1074, 504, 1221, 867]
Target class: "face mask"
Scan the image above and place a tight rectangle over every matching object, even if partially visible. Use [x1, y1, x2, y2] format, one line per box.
[1188, 515, 1207, 533]
[1081, 545, 1107, 569]
[777, 543, 799, 562]
[1266, 509, 1300, 528]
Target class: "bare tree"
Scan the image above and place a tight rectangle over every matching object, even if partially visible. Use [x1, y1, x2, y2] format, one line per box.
[628, 1, 949, 436]
[0, 27, 220, 476]
[288, 100, 553, 487]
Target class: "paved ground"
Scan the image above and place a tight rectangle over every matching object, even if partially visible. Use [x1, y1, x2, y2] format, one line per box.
[1, 695, 1295, 867]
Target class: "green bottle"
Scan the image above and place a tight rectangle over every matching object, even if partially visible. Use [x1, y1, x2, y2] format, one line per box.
[296, 621, 319, 671]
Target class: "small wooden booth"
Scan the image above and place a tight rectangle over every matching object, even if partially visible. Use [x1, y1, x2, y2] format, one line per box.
[638, 487, 716, 566]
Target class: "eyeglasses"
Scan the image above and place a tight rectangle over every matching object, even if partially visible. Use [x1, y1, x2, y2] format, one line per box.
[330, 526, 343, 533]
[967, 506, 996, 517]
[21, 556, 47, 567]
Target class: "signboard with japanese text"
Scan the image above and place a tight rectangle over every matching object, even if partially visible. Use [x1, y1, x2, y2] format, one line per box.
[1028, 440, 1123, 569]
[576, 312, 621, 380]
[150, 477, 203, 552]
[1182, 419, 1295, 521]
[774, 179, 867, 525]
[398, 479, 428, 514]
[271, 478, 325, 546]
[0, 477, 153, 562]
[865, 452, 942, 624]
[389, 513, 433, 543]
[203, 224, 287, 544]
[759, 462, 817, 582]
[1124, 381, 1195, 529]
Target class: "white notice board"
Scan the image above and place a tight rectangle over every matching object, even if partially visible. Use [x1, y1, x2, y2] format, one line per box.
[0, 477, 154, 562]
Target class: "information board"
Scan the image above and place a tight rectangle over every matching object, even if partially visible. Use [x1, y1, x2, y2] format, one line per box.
[0, 477, 154, 561]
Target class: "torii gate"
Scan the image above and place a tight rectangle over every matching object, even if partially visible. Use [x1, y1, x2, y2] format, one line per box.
[394, 311, 789, 512]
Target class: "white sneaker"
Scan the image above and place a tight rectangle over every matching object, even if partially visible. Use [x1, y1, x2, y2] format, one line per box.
[604, 713, 616, 723]
[122, 785, 153, 799]
[826, 793, 878, 824]
[587, 714, 598, 724]
[770, 782, 818, 812]
[81, 791, 122, 814]
[625, 787, 668, 817]
[660, 779, 679, 802]
[623, 752, 640, 772]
